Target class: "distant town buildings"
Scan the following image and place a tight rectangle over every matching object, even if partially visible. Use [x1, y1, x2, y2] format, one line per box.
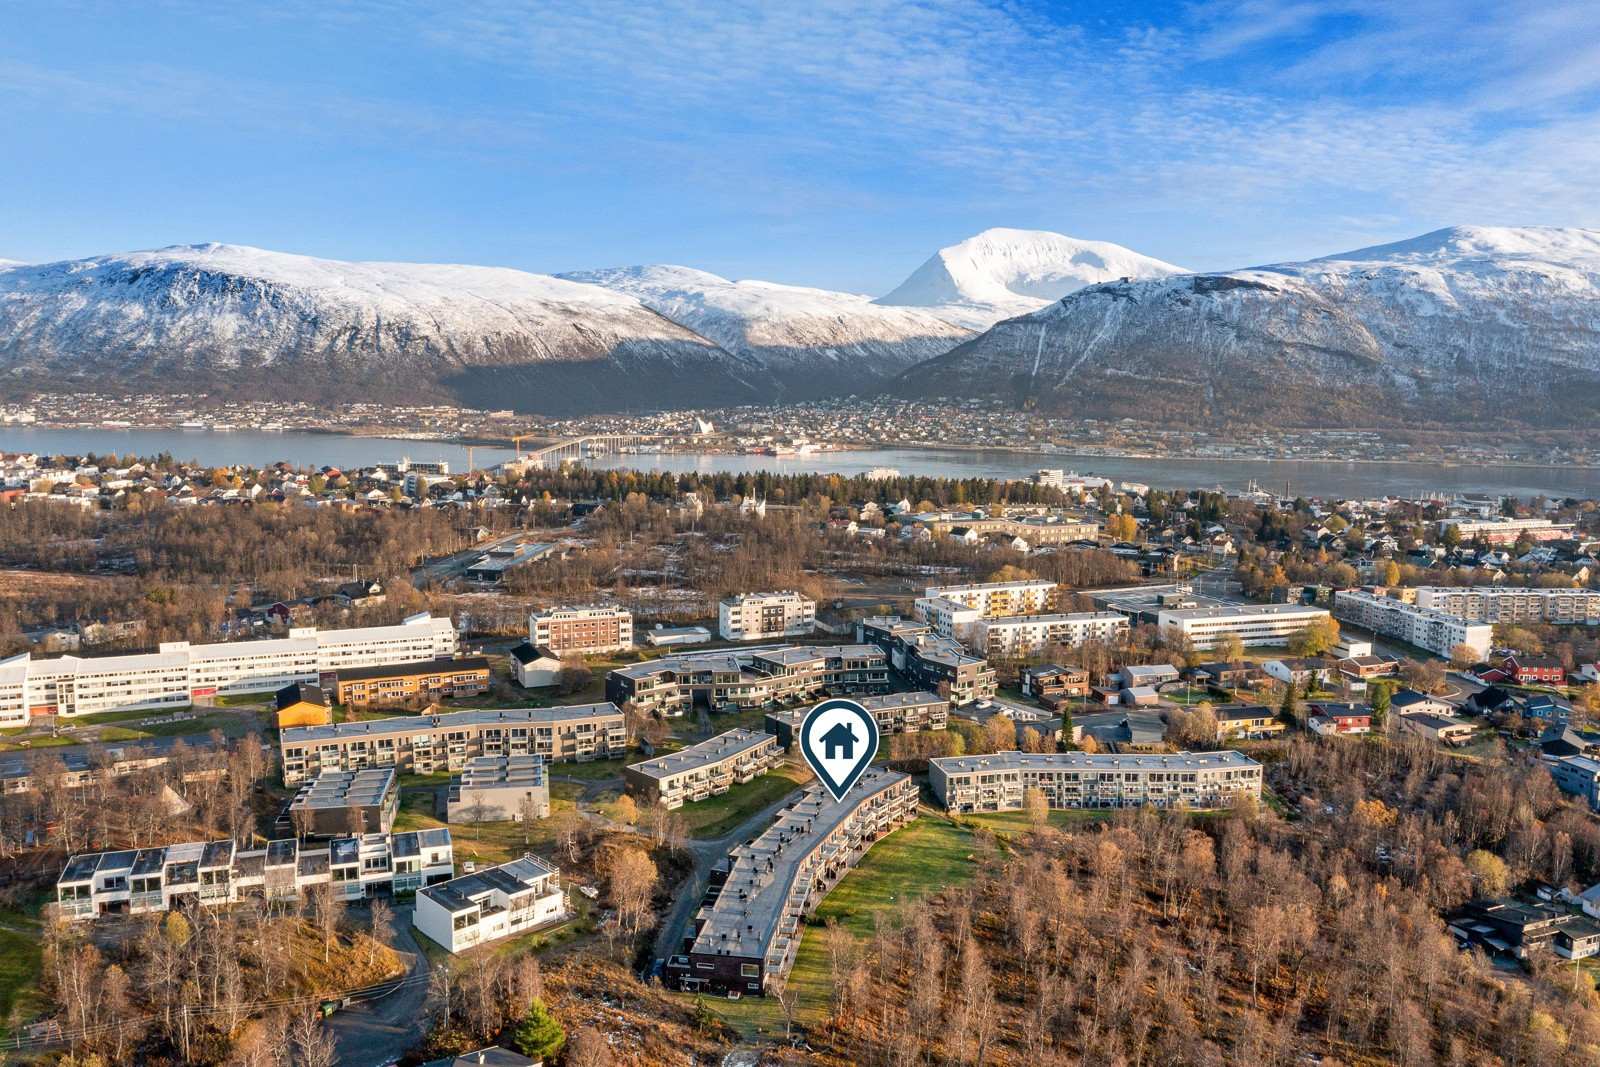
[605, 644, 890, 717]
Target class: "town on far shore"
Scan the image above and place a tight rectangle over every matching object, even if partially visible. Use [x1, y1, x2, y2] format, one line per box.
[2, 441, 1600, 1066]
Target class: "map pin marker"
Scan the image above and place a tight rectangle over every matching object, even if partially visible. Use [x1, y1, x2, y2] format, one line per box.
[798, 697, 880, 802]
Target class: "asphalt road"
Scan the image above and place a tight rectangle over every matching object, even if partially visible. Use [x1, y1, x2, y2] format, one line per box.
[327, 904, 433, 1067]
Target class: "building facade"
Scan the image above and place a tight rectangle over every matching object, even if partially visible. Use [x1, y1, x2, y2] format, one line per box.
[279, 703, 627, 786]
[921, 580, 1057, 618]
[1554, 755, 1600, 812]
[56, 828, 454, 920]
[528, 605, 633, 655]
[288, 767, 401, 836]
[447, 755, 550, 822]
[1154, 604, 1332, 651]
[413, 855, 567, 953]
[605, 644, 890, 718]
[0, 612, 459, 726]
[624, 728, 782, 808]
[764, 691, 948, 748]
[929, 750, 1263, 813]
[971, 612, 1129, 659]
[717, 591, 817, 641]
[1414, 586, 1600, 625]
[1331, 589, 1494, 659]
[665, 769, 917, 996]
[1438, 517, 1571, 544]
[856, 617, 997, 706]
[333, 657, 492, 707]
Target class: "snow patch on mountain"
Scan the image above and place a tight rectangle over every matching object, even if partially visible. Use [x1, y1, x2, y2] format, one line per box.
[875, 228, 1188, 328]
[561, 263, 971, 397]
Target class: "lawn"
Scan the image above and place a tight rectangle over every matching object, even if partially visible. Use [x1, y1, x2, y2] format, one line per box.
[679, 764, 810, 839]
[0, 734, 79, 753]
[693, 814, 979, 1037]
[0, 926, 43, 1038]
[962, 808, 1113, 832]
[394, 794, 580, 869]
[60, 708, 169, 726]
[98, 712, 254, 742]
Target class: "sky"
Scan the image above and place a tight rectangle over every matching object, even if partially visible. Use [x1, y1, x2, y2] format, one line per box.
[4, 1, 1600, 293]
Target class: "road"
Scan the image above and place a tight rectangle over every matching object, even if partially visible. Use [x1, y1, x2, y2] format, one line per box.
[327, 904, 433, 1067]
[410, 530, 529, 588]
[649, 784, 808, 971]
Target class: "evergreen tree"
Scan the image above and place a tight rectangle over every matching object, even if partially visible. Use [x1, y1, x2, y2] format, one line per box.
[512, 997, 566, 1061]
[1280, 680, 1300, 721]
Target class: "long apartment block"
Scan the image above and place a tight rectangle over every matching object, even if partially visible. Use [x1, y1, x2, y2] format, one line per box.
[333, 656, 492, 707]
[528, 604, 633, 655]
[1332, 589, 1494, 658]
[665, 768, 918, 996]
[0, 732, 226, 796]
[1412, 586, 1600, 625]
[605, 644, 890, 718]
[1153, 603, 1332, 651]
[624, 728, 783, 808]
[718, 591, 817, 641]
[413, 855, 567, 953]
[0, 612, 459, 726]
[971, 612, 1129, 659]
[920, 579, 1057, 618]
[279, 703, 627, 786]
[929, 750, 1263, 813]
[856, 616, 997, 706]
[55, 828, 454, 921]
[764, 690, 948, 749]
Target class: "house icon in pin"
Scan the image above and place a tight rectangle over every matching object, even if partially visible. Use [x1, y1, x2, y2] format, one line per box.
[820, 721, 859, 760]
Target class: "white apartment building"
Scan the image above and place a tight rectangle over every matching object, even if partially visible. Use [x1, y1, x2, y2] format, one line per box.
[718, 591, 816, 641]
[920, 580, 1056, 618]
[412, 855, 567, 953]
[623, 728, 782, 808]
[0, 613, 459, 726]
[1332, 589, 1494, 658]
[55, 828, 454, 921]
[929, 750, 1263, 813]
[973, 612, 1130, 659]
[1154, 604, 1331, 650]
[1412, 586, 1600, 625]
[529, 604, 634, 655]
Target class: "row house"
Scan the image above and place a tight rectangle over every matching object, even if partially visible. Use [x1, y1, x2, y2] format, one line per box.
[333, 656, 492, 707]
[665, 769, 917, 996]
[624, 729, 783, 808]
[0, 731, 228, 796]
[929, 750, 1263, 813]
[55, 828, 454, 920]
[279, 703, 626, 786]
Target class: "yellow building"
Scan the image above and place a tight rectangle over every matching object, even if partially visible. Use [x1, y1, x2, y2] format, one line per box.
[275, 682, 331, 729]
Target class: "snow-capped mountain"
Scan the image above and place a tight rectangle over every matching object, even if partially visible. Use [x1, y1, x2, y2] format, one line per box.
[893, 226, 1600, 427]
[558, 264, 971, 398]
[874, 228, 1189, 329]
[0, 244, 774, 415]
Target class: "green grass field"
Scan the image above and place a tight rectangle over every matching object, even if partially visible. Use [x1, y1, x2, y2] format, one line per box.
[0, 734, 79, 753]
[61, 708, 171, 726]
[680, 764, 809, 839]
[695, 815, 979, 1037]
[98, 712, 254, 742]
[0, 926, 43, 1038]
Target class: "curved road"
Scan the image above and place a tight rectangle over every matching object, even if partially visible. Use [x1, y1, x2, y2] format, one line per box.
[328, 904, 434, 1067]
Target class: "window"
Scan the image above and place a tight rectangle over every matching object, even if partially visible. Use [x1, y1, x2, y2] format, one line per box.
[741, 964, 759, 977]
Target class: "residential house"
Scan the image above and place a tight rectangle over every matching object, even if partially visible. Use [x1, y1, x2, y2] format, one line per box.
[1212, 705, 1285, 740]
[508, 643, 563, 688]
[1553, 755, 1600, 811]
[1263, 657, 1334, 689]
[275, 682, 331, 729]
[1397, 712, 1477, 746]
[1020, 664, 1091, 706]
[1306, 702, 1372, 735]
[1391, 689, 1458, 718]
[413, 855, 567, 954]
[1505, 655, 1566, 687]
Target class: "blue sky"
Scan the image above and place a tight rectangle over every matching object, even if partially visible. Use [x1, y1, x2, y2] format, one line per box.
[4, 1, 1600, 292]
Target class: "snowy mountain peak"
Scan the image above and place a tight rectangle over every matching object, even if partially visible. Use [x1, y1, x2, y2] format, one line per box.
[1316, 225, 1600, 269]
[874, 228, 1188, 328]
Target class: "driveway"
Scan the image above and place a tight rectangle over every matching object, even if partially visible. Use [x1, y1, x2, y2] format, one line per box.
[327, 904, 434, 1067]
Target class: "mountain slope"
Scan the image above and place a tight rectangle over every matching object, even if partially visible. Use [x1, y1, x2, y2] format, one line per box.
[0, 244, 772, 415]
[559, 264, 971, 397]
[892, 226, 1600, 427]
[875, 228, 1189, 328]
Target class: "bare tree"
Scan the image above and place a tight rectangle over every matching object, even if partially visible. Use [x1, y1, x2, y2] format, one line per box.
[368, 896, 393, 968]
[566, 1025, 616, 1067]
[288, 1009, 339, 1067]
[308, 880, 339, 965]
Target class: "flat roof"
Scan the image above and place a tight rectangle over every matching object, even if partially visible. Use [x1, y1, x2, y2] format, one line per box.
[689, 768, 910, 963]
[291, 767, 397, 811]
[1157, 604, 1329, 621]
[628, 729, 774, 782]
[932, 749, 1261, 775]
[336, 656, 489, 683]
[419, 854, 558, 914]
[281, 702, 622, 744]
[457, 754, 546, 789]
